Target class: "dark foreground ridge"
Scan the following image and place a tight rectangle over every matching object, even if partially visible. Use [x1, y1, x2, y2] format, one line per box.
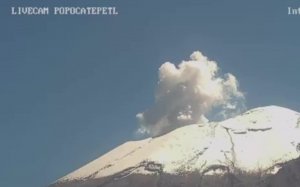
[51, 156, 300, 187]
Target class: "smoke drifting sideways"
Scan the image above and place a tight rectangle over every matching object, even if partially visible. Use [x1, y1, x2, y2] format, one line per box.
[136, 51, 245, 136]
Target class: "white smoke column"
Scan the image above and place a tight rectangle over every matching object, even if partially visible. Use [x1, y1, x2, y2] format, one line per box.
[137, 51, 245, 136]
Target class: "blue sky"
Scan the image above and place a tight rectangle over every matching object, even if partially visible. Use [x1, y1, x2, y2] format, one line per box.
[1, 0, 300, 187]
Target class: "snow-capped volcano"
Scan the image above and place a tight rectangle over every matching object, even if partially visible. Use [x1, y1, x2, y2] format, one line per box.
[51, 106, 300, 187]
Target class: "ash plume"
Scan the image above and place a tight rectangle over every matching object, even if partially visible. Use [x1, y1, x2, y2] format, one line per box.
[137, 51, 245, 136]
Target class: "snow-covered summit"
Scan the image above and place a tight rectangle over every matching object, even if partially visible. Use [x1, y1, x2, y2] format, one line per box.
[222, 105, 300, 130]
[54, 106, 300, 186]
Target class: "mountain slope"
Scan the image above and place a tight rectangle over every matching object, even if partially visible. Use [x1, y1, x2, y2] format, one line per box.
[51, 106, 300, 187]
